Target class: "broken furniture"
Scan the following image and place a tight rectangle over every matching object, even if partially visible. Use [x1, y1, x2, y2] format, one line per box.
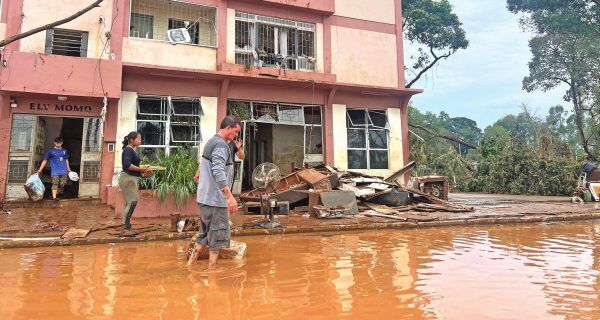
[408, 176, 449, 201]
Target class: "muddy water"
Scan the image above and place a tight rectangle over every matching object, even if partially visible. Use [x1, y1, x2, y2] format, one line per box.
[1, 222, 600, 320]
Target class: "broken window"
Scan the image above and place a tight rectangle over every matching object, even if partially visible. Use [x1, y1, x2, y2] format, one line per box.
[136, 96, 202, 159]
[234, 11, 316, 71]
[129, 0, 216, 47]
[346, 109, 389, 170]
[45, 29, 88, 57]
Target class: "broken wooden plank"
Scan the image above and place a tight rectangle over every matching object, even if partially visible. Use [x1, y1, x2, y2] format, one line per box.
[362, 212, 408, 221]
[384, 161, 416, 183]
[297, 168, 328, 185]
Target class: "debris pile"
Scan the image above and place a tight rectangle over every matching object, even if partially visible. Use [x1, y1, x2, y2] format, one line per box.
[240, 165, 474, 223]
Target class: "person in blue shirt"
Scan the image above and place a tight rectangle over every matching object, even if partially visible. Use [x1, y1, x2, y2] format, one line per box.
[37, 136, 72, 203]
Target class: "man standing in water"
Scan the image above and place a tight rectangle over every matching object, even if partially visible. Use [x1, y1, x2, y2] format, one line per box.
[188, 116, 241, 269]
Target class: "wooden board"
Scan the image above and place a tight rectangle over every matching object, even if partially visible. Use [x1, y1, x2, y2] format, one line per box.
[61, 227, 91, 239]
[297, 169, 327, 185]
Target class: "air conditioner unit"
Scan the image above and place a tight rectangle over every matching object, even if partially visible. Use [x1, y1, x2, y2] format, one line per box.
[167, 28, 191, 44]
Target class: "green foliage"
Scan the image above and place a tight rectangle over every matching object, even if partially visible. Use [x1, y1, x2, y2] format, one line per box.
[140, 148, 198, 210]
[507, 0, 600, 160]
[410, 105, 582, 196]
[402, 0, 469, 87]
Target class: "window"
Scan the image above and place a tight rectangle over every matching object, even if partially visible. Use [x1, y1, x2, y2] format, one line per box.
[84, 118, 102, 152]
[136, 96, 202, 159]
[82, 161, 101, 182]
[45, 29, 88, 57]
[8, 160, 29, 183]
[129, 0, 217, 47]
[234, 12, 316, 71]
[346, 109, 390, 170]
[10, 114, 35, 153]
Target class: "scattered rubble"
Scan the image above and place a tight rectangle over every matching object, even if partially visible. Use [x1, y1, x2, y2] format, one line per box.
[240, 165, 473, 226]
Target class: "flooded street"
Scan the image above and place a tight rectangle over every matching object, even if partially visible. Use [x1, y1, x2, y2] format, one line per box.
[1, 222, 600, 320]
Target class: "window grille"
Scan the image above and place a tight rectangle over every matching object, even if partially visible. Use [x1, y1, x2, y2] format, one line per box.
[82, 161, 101, 182]
[8, 160, 29, 183]
[45, 29, 88, 57]
[129, 0, 217, 47]
[234, 11, 316, 71]
[346, 109, 390, 170]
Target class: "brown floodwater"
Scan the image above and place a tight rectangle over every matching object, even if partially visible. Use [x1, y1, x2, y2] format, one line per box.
[1, 221, 600, 320]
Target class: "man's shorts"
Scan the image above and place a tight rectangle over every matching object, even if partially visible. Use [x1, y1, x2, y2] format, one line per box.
[196, 204, 231, 251]
[51, 175, 68, 191]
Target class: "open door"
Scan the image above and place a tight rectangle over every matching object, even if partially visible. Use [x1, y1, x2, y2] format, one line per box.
[78, 117, 102, 198]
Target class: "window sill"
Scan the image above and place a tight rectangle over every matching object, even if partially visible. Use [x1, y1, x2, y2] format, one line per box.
[127, 37, 217, 50]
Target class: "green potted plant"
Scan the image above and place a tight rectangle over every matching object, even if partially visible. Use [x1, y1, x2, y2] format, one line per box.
[141, 147, 198, 230]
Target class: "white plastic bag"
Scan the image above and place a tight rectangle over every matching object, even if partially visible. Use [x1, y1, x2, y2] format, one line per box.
[24, 173, 45, 202]
[68, 171, 80, 181]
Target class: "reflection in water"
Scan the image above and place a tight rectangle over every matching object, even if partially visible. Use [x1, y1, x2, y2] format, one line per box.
[1, 222, 600, 319]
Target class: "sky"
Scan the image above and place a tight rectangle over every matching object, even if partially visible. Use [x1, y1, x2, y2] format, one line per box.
[407, 0, 568, 129]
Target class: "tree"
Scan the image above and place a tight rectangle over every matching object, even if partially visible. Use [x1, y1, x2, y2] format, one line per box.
[403, 0, 469, 88]
[507, 0, 600, 160]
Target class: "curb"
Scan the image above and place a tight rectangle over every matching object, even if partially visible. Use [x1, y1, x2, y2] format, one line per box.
[2, 213, 600, 249]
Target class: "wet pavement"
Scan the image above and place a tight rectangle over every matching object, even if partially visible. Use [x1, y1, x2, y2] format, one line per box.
[0, 193, 599, 249]
[1, 221, 599, 319]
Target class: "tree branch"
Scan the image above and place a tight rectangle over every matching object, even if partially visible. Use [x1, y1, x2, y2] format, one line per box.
[408, 122, 479, 150]
[406, 48, 451, 88]
[0, 0, 104, 48]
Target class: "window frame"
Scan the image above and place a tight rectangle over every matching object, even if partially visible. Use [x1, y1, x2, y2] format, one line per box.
[346, 108, 390, 170]
[45, 28, 89, 57]
[136, 95, 203, 158]
[128, 0, 217, 48]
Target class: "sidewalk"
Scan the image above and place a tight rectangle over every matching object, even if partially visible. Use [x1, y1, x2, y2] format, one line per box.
[1, 193, 598, 249]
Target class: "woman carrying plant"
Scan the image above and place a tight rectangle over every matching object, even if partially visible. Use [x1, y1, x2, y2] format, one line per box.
[119, 131, 152, 230]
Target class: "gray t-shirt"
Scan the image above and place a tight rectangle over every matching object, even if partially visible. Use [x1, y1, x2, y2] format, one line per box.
[196, 134, 234, 207]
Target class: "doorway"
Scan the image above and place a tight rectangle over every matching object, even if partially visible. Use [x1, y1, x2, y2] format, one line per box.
[5, 114, 103, 201]
[38, 117, 83, 199]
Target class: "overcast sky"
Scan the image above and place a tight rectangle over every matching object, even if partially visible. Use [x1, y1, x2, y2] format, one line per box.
[407, 0, 568, 129]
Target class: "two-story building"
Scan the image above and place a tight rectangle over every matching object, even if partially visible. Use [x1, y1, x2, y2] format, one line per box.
[0, 0, 420, 203]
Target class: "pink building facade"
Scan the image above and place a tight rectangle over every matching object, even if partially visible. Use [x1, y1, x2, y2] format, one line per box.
[0, 0, 420, 207]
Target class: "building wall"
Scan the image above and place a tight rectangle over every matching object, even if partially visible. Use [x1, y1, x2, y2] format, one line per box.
[122, 37, 217, 70]
[331, 26, 399, 87]
[225, 8, 236, 64]
[0, 22, 6, 39]
[331, 104, 404, 178]
[334, 0, 396, 24]
[19, 0, 114, 59]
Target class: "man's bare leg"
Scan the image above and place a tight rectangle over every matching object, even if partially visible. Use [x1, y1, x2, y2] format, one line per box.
[208, 250, 220, 270]
[187, 243, 206, 267]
